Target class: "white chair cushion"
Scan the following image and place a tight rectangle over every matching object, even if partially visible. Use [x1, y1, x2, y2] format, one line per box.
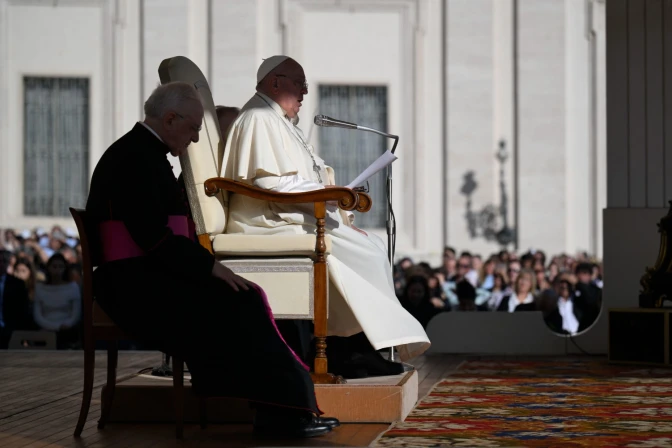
[212, 234, 332, 257]
[221, 258, 321, 319]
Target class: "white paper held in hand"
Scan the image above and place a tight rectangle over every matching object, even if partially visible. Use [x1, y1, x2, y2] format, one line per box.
[346, 150, 398, 189]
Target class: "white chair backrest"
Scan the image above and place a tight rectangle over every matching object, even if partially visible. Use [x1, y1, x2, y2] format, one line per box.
[158, 56, 228, 236]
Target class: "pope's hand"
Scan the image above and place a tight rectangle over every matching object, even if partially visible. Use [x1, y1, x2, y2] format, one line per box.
[212, 262, 250, 292]
[324, 185, 339, 189]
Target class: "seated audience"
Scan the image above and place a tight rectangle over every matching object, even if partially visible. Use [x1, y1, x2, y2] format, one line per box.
[573, 263, 602, 331]
[33, 254, 82, 349]
[478, 256, 497, 291]
[455, 280, 488, 312]
[533, 261, 550, 292]
[0, 250, 31, 349]
[542, 278, 580, 335]
[400, 275, 444, 329]
[547, 262, 560, 283]
[487, 271, 511, 310]
[497, 269, 537, 312]
[542, 275, 600, 335]
[3, 219, 606, 342]
[12, 257, 36, 303]
[427, 274, 449, 308]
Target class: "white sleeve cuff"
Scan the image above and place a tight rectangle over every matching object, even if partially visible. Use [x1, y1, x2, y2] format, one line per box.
[254, 174, 324, 192]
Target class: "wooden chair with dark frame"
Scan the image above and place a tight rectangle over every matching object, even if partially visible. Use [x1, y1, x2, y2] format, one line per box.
[69, 207, 192, 439]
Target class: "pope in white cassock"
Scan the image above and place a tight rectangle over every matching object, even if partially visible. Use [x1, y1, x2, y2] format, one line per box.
[222, 56, 430, 364]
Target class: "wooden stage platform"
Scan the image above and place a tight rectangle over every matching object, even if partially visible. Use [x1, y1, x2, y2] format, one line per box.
[0, 351, 463, 447]
[107, 369, 418, 424]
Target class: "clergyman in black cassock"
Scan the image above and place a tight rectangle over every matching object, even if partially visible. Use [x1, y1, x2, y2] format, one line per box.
[85, 82, 336, 437]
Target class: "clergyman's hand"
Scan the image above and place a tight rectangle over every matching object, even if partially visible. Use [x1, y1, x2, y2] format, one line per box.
[212, 262, 250, 292]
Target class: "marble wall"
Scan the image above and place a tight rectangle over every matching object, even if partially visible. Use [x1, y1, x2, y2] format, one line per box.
[0, 0, 606, 264]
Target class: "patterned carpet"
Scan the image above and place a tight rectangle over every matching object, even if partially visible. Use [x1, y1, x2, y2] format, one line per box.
[373, 359, 672, 447]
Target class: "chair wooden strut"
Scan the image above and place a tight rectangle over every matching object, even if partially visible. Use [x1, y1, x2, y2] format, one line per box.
[69, 207, 193, 439]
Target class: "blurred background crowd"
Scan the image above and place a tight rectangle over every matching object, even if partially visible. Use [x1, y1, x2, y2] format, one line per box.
[395, 247, 603, 336]
[0, 224, 603, 350]
[0, 226, 82, 349]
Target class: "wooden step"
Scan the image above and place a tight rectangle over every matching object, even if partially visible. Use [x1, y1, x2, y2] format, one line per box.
[105, 369, 418, 424]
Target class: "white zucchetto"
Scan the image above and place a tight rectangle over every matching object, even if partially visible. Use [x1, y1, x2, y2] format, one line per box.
[256, 55, 291, 84]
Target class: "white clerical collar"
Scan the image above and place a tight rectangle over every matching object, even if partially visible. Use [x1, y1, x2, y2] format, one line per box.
[256, 92, 300, 125]
[139, 121, 164, 143]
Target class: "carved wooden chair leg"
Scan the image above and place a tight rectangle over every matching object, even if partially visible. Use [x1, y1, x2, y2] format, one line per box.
[199, 397, 207, 429]
[98, 341, 118, 429]
[310, 202, 345, 385]
[74, 342, 95, 437]
[173, 356, 184, 439]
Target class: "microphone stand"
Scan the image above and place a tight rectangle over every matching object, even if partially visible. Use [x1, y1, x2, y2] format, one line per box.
[314, 116, 401, 362]
[152, 353, 173, 377]
[352, 126, 399, 362]
[351, 125, 398, 265]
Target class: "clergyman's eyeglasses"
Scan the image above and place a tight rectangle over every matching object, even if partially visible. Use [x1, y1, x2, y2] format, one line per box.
[175, 113, 202, 132]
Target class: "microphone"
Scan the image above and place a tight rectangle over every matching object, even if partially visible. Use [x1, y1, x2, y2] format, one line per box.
[314, 114, 399, 149]
[314, 115, 358, 130]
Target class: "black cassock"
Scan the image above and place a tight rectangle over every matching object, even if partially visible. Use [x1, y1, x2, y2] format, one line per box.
[86, 123, 319, 414]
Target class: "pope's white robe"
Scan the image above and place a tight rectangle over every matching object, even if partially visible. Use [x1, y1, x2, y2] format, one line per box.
[222, 92, 430, 361]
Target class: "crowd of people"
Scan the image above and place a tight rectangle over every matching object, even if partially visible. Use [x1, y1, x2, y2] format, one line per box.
[0, 223, 604, 349]
[394, 247, 603, 335]
[0, 227, 82, 349]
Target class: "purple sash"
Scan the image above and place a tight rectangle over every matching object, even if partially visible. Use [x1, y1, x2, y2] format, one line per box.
[99, 216, 312, 374]
[100, 215, 189, 262]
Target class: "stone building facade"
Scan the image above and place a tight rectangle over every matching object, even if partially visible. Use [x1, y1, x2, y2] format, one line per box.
[0, 0, 606, 265]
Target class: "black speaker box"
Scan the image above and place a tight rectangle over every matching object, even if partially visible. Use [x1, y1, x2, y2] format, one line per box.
[608, 308, 670, 366]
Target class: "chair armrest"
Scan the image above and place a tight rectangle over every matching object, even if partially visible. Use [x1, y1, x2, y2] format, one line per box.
[204, 177, 372, 213]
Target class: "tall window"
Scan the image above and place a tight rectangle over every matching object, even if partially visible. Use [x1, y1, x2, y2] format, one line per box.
[318, 85, 388, 228]
[24, 77, 90, 217]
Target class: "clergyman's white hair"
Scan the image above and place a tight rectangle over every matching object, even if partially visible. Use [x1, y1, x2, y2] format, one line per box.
[144, 82, 201, 119]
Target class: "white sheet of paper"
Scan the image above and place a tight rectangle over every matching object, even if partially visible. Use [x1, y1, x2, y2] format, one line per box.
[346, 150, 398, 189]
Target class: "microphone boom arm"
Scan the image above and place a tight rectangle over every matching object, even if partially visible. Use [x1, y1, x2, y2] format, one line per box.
[356, 126, 399, 153]
[314, 115, 398, 153]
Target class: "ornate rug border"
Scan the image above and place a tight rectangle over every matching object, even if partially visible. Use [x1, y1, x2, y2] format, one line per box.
[368, 359, 467, 447]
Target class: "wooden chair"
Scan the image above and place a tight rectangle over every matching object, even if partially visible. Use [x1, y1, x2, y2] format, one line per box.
[158, 56, 373, 384]
[70, 207, 189, 439]
[202, 180, 371, 384]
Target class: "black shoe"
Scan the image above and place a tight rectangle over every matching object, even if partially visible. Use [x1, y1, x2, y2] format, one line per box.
[330, 360, 370, 379]
[363, 351, 405, 376]
[315, 416, 340, 429]
[253, 415, 332, 438]
[334, 352, 405, 379]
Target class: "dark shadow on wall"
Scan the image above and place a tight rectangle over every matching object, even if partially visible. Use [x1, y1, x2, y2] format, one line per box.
[460, 141, 517, 247]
